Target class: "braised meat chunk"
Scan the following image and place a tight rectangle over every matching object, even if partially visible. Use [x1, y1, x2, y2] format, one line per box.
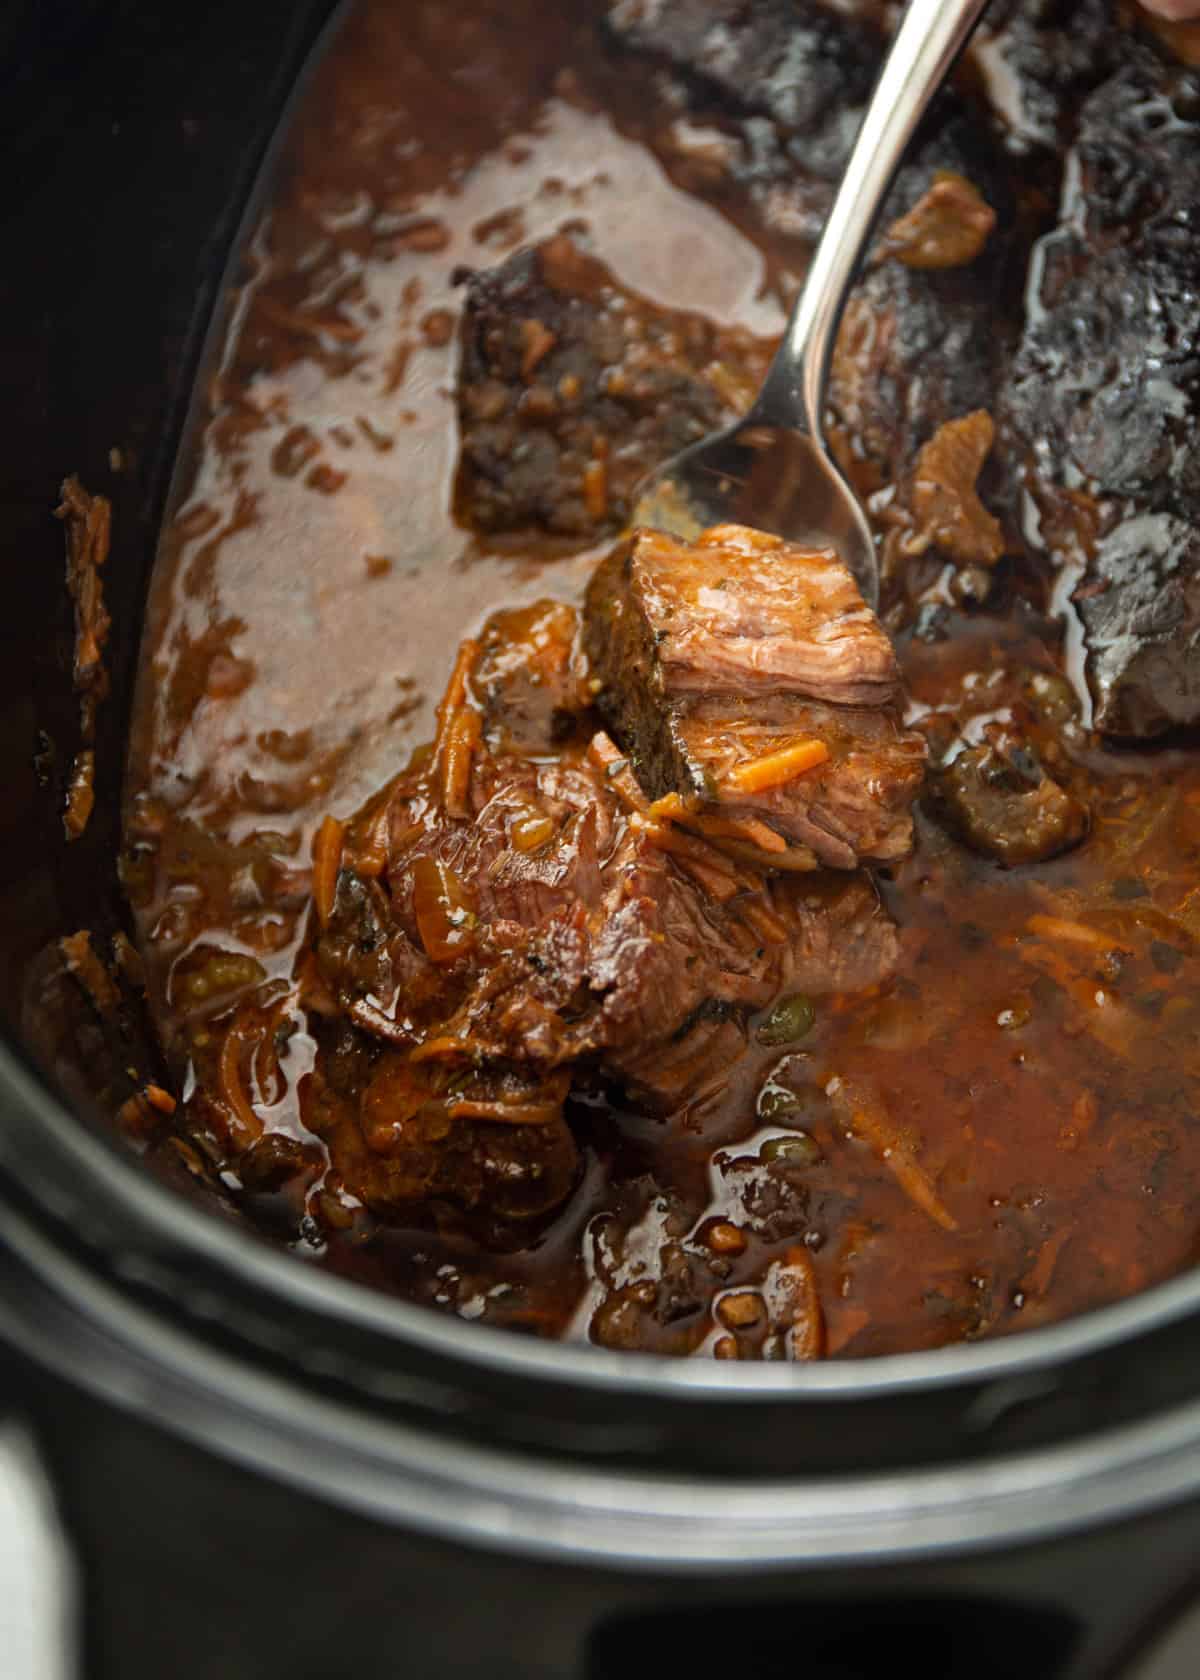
[454, 234, 768, 538]
[827, 115, 1016, 510]
[971, 0, 1121, 154]
[585, 524, 926, 869]
[1002, 51, 1200, 736]
[293, 589, 902, 1231]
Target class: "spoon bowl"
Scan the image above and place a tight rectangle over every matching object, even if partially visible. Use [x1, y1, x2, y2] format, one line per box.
[632, 0, 990, 609]
[634, 422, 879, 606]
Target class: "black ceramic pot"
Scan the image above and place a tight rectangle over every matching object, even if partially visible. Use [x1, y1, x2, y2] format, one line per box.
[3, 5, 1200, 1677]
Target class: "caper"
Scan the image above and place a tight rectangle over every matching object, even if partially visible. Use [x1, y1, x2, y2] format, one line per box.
[761, 1132, 822, 1169]
[756, 1083, 808, 1122]
[755, 994, 815, 1046]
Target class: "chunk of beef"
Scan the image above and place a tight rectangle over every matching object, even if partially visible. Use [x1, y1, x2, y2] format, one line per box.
[926, 725, 1089, 865]
[584, 524, 926, 869]
[300, 612, 902, 1237]
[454, 234, 769, 538]
[828, 118, 1017, 498]
[606, 0, 878, 141]
[605, 0, 880, 242]
[1076, 515, 1200, 738]
[970, 0, 1121, 155]
[324, 742, 890, 1096]
[470, 600, 588, 753]
[1001, 52, 1200, 736]
[1005, 55, 1200, 521]
[305, 1027, 580, 1233]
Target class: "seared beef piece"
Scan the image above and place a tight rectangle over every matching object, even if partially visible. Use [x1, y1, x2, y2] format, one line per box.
[828, 117, 1017, 498]
[1001, 52, 1200, 737]
[606, 8, 1017, 499]
[305, 1027, 580, 1231]
[605, 0, 879, 240]
[971, 0, 1121, 155]
[454, 234, 769, 538]
[926, 726, 1089, 866]
[606, 0, 878, 140]
[1076, 516, 1200, 739]
[470, 601, 588, 753]
[584, 524, 926, 869]
[324, 744, 894, 1102]
[303, 604, 903, 1232]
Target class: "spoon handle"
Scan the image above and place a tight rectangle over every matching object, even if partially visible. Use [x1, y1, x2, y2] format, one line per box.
[756, 0, 991, 435]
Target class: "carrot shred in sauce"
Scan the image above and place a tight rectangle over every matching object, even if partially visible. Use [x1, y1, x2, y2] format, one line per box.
[410, 1034, 477, 1063]
[217, 1013, 266, 1148]
[432, 638, 479, 751]
[632, 814, 747, 901]
[446, 1095, 563, 1124]
[723, 738, 829, 795]
[1025, 913, 1131, 953]
[739, 897, 791, 944]
[587, 730, 649, 813]
[429, 638, 482, 817]
[827, 1075, 958, 1232]
[311, 814, 346, 926]
[441, 705, 482, 819]
[690, 811, 787, 853]
[774, 1246, 826, 1360]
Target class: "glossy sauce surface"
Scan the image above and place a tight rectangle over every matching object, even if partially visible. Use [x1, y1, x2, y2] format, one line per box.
[123, 0, 1200, 1358]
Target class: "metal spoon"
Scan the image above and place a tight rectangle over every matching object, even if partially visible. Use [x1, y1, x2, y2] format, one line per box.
[632, 0, 991, 607]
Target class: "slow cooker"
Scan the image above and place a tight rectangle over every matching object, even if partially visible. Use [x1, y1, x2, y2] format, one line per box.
[5, 3, 1200, 1675]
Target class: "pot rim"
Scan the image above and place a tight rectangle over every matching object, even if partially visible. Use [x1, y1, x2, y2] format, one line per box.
[8, 1155, 1200, 1569]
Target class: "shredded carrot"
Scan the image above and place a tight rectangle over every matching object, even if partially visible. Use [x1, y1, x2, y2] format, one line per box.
[775, 1246, 825, 1361]
[217, 1014, 265, 1148]
[690, 812, 787, 853]
[828, 1075, 957, 1232]
[410, 1035, 476, 1064]
[311, 814, 345, 926]
[586, 730, 624, 773]
[647, 792, 690, 821]
[345, 800, 392, 878]
[587, 731, 649, 813]
[723, 738, 829, 795]
[432, 638, 480, 757]
[1026, 914, 1128, 953]
[1022, 1226, 1072, 1298]
[1017, 944, 1133, 1059]
[347, 996, 416, 1045]
[1059, 1089, 1097, 1152]
[428, 639, 483, 819]
[441, 706, 482, 819]
[447, 1096, 563, 1124]
[675, 855, 742, 902]
[633, 816, 743, 901]
[251, 990, 297, 1106]
[739, 898, 791, 944]
[144, 1083, 177, 1116]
